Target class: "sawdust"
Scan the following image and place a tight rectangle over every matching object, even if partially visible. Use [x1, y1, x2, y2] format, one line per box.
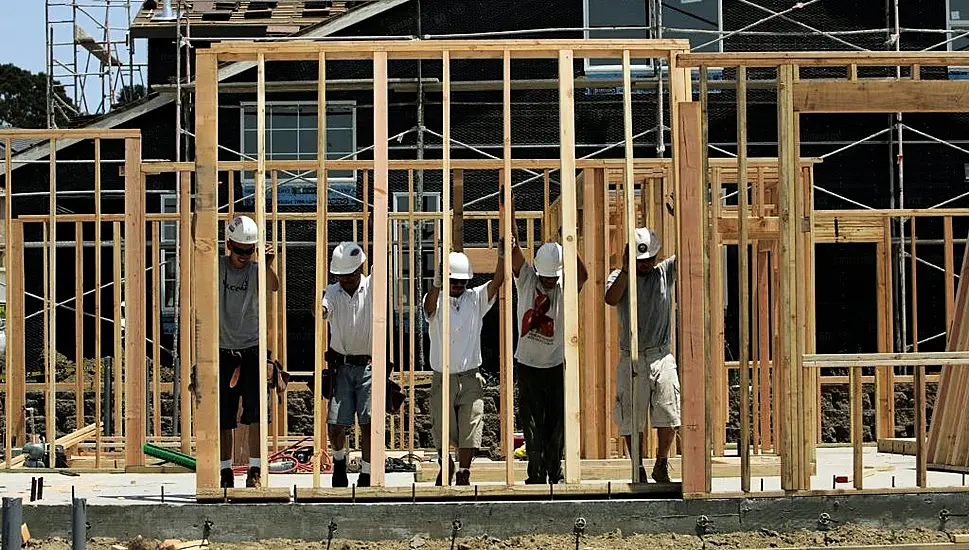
[23, 525, 956, 550]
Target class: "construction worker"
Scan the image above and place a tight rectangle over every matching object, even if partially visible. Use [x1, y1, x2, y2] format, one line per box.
[424, 249, 506, 485]
[321, 242, 374, 488]
[510, 239, 588, 484]
[218, 215, 279, 489]
[604, 227, 680, 483]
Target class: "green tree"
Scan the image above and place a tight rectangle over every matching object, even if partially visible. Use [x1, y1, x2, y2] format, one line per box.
[0, 64, 74, 128]
[116, 84, 147, 106]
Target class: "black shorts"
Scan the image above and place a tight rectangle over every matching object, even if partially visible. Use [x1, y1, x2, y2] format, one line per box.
[219, 346, 270, 430]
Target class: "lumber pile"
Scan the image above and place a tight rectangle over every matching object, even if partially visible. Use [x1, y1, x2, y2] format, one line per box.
[926, 238, 969, 471]
[7, 423, 99, 468]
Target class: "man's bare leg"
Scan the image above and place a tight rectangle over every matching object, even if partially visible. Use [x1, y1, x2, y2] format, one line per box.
[358, 425, 372, 486]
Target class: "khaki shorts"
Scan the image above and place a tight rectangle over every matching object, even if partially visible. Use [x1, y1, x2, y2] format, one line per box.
[430, 369, 486, 449]
[615, 349, 681, 435]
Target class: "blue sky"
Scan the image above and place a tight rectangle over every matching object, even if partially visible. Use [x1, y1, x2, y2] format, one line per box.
[0, 0, 47, 73]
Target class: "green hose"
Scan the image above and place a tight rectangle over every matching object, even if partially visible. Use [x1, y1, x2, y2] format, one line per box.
[142, 443, 197, 470]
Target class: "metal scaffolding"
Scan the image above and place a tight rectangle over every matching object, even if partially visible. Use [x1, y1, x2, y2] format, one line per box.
[45, 0, 147, 126]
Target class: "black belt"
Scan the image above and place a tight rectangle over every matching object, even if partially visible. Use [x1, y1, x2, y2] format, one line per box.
[324, 349, 371, 366]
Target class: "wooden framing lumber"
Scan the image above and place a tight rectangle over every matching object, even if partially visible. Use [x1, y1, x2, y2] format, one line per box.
[312, 51, 327, 490]
[560, 49, 582, 484]
[736, 65, 751, 492]
[792, 80, 969, 113]
[500, 49, 514, 485]
[75, 223, 84, 433]
[677, 101, 707, 494]
[124, 136, 146, 467]
[194, 51, 221, 491]
[370, 50, 390, 486]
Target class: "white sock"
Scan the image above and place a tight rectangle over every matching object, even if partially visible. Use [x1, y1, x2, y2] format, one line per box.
[360, 461, 371, 474]
[333, 448, 347, 461]
[220, 460, 232, 470]
[249, 457, 260, 468]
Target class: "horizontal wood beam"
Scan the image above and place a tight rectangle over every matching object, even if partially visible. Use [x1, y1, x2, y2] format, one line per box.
[0, 129, 140, 139]
[207, 39, 691, 61]
[794, 80, 969, 113]
[677, 51, 969, 67]
[804, 352, 969, 368]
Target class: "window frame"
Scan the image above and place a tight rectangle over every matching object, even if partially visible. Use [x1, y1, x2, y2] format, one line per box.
[159, 248, 178, 316]
[947, 0, 969, 74]
[582, 0, 723, 75]
[238, 100, 358, 205]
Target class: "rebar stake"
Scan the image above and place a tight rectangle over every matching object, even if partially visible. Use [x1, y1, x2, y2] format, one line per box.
[325, 520, 337, 550]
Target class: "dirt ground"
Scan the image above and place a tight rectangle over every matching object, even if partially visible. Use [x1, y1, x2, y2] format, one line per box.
[24, 524, 962, 550]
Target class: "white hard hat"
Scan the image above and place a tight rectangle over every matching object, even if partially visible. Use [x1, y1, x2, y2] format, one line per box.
[448, 251, 474, 280]
[534, 242, 563, 278]
[330, 242, 366, 275]
[635, 227, 661, 260]
[226, 215, 259, 245]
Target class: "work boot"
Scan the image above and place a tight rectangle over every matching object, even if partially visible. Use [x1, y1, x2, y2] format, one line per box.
[246, 467, 262, 488]
[651, 458, 671, 483]
[455, 469, 471, 486]
[357, 473, 371, 488]
[638, 466, 649, 483]
[220, 468, 234, 489]
[435, 456, 456, 486]
[332, 458, 349, 488]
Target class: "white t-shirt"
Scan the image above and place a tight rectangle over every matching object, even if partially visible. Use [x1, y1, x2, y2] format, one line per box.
[322, 274, 373, 356]
[514, 264, 564, 368]
[425, 283, 496, 374]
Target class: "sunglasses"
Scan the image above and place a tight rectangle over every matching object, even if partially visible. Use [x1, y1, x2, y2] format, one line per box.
[230, 245, 255, 256]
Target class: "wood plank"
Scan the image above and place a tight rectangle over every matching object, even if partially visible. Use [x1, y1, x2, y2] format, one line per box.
[676, 100, 706, 494]
[47, 141, 57, 462]
[75, 223, 85, 433]
[94, 140, 103, 467]
[793, 80, 969, 113]
[124, 137, 146, 467]
[877, 218, 895, 439]
[912, 218, 927, 486]
[737, 65, 751, 492]
[561, 48, 581, 484]
[582, 168, 607, 458]
[7, 221, 25, 462]
[438, 50, 453, 486]
[178, 153, 193, 455]
[293, 482, 680, 503]
[312, 51, 328, 489]
[194, 51, 222, 491]
[152, 224, 162, 438]
[255, 54, 271, 482]
[946, 217, 955, 335]
[112, 224, 123, 437]
[501, 50, 514, 484]
[370, 50, 390, 486]
[777, 64, 800, 490]
[6, 424, 99, 468]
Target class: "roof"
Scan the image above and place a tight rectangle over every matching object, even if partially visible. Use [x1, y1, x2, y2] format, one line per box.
[0, 138, 44, 154]
[131, 0, 382, 37]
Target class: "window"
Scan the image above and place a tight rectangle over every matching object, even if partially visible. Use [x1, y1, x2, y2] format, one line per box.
[239, 101, 357, 207]
[392, 192, 441, 309]
[160, 249, 177, 315]
[583, 0, 722, 74]
[160, 194, 177, 244]
[948, 0, 969, 74]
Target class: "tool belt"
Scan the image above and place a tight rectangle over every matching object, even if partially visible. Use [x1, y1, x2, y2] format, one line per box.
[321, 348, 406, 414]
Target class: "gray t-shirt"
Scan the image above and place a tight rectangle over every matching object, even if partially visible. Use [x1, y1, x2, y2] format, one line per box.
[219, 255, 260, 350]
[605, 255, 677, 352]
